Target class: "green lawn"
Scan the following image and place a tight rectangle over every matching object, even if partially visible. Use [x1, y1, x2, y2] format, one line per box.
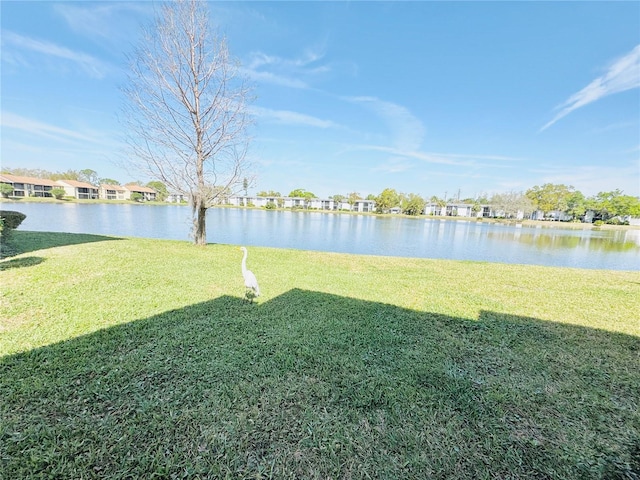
[1, 231, 639, 479]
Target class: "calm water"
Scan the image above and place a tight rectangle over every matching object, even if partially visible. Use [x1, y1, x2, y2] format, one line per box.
[7, 202, 640, 271]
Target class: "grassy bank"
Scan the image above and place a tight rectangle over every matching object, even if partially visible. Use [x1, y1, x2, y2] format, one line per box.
[1, 231, 639, 479]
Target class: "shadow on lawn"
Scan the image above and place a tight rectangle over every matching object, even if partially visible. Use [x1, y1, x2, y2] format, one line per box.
[0, 230, 122, 259]
[1, 289, 638, 479]
[0, 256, 45, 271]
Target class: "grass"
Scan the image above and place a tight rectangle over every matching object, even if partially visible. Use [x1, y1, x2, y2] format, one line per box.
[1, 230, 639, 479]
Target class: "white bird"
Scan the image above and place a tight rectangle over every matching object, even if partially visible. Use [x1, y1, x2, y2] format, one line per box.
[240, 246, 260, 302]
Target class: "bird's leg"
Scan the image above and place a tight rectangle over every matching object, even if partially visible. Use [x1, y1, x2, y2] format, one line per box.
[245, 289, 255, 304]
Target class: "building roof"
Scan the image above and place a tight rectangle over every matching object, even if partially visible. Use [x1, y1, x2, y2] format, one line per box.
[100, 184, 128, 191]
[0, 174, 60, 187]
[57, 179, 97, 189]
[124, 184, 156, 194]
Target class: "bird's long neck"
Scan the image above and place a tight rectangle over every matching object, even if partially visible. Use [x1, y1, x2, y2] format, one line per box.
[241, 250, 247, 274]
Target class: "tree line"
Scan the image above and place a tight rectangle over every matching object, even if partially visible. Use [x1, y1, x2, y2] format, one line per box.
[5, 166, 639, 222]
[256, 184, 640, 223]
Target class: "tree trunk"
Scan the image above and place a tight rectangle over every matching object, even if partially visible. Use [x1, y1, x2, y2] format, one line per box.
[192, 197, 207, 246]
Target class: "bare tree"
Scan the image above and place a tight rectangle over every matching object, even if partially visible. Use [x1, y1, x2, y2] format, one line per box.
[490, 191, 534, 219]
[122, 0, 253, 245]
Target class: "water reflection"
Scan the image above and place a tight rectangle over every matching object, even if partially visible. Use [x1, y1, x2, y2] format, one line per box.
[6, 203, 639, 271]
[487, 229, 638, 252]
[624, 229, 640, 247]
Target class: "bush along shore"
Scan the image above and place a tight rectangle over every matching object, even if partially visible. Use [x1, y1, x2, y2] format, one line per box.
[1, 231, 639, 479]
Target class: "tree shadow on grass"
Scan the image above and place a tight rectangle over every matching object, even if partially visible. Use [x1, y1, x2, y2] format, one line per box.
[1, 289, 638, 479]
[0, 256, 45, 271]
[0, 230, 123, 258]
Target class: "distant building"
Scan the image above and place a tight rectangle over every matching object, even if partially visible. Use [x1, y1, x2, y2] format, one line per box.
[227, 196, 376, 212]
[99, 184, 128, 200]
[283, 197, 307, 208]
[308, 198, 336, 210]
[0, 174, 60, 197]
[531, 210, 572, 221]
[56, 180, 99, 200]
[425, 202, 484, 218]
[123, 185, 157, 201]
[166, 192, 187, 203]
[353, 200, 376, 213]
[229, 196, 268, 207]
[337, 200, 376, 212]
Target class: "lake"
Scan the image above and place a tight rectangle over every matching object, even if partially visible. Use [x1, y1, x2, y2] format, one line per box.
[5, 202, 640, 271]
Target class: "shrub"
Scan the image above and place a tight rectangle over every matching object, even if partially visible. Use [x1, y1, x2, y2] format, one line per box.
[594, 220, 604, 226]
[265, 201, 277, 210]
[606, 217, 628, 226]
[50, 188, 66, 200]
[130, 193, 143, 202]
[0, 211, 26, 251]
[0, 210, 26, 230]
[0, 183, 14, 197]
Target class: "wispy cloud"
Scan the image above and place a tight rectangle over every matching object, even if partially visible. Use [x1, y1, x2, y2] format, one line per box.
[350, 145, 519, 168]
[53, 3, 150, 45]
[419, 151, 521, 163]
[371, 156, 415, 174]
[541, 44, 640, 131]
[243, 46, 329, 89]
[340, 96, 521, 176]
[247, 48, 328, 72]
[242, 68, 309, 89]
[2, 31, 111, 78]
[251, 106, 342, 129]
[345, 96, 426, 152]
[2, 111, 100, 143]
[591, 120, 638, 134]
[359, 146, 466, 166]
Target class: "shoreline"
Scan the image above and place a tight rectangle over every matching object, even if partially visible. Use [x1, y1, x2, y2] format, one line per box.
[2, 197, 638, 231]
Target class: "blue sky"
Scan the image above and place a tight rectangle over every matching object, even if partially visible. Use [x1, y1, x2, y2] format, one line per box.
[2, 1, 639, 200]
